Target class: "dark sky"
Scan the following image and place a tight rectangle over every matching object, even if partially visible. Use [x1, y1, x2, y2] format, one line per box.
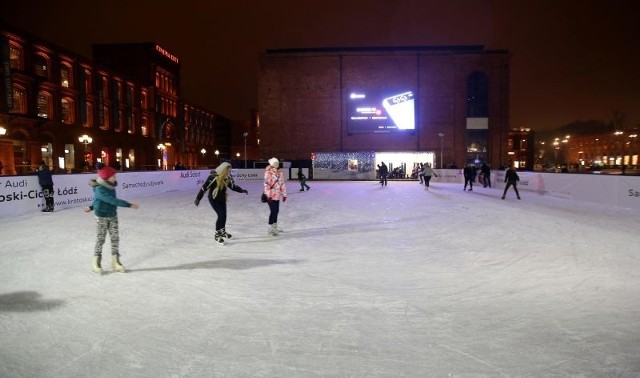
[2, 0, 639, 130]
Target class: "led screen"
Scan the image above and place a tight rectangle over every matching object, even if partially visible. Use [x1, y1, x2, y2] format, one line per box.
[348, 90, 415, 133]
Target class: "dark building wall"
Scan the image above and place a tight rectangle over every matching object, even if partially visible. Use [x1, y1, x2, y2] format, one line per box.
[258, 47, 510, 169]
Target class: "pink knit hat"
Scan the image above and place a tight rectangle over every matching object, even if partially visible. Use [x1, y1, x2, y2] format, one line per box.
[98, 166, 117, 179]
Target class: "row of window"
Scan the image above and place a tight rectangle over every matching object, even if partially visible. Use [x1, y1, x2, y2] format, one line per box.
[6, 36, 218, 145]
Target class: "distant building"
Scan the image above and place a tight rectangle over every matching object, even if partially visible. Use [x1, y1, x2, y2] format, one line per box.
[537, 127, 640, 172]
[507, 128, 535, 170]
[258, 45, 510, 173]
[0, 22, 232, 175]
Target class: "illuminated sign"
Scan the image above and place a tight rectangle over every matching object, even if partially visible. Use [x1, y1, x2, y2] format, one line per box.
[155, 45, 179, 64]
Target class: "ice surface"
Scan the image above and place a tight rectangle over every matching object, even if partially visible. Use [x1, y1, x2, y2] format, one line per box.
[1, 181, 639, 377]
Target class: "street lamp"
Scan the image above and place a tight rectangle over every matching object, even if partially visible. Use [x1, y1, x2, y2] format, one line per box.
[0, 126, 6, 136]
[201, 148, 206, 164]
[78, 134, 93, 169]
[157, 144, 166, 169]
[243, 132, 248, 168]
[438, 133, 444, 169]
[215, 150, 219, 163]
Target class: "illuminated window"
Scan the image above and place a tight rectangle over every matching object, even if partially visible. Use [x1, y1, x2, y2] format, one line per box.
[9, 43, 24, 70]
[34, 54, 49, 78]
[37, 91, 52, 118]
[116, 81, 123, 103]
[141, 116, 148, 136]
[60, 64, 72, 88]
[127, 111, 135, 134]
[10, 86, 27, 114]
[61, 98, 74, 124]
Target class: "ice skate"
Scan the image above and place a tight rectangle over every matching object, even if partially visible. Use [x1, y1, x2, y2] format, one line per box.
[214, 230, 225, 245]
[111, 255, 126, 273]
[92, 256, 103, 275]
[221, 228, 232, 239]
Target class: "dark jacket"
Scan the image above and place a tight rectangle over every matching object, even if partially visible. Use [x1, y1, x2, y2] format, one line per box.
[195, 172, 245, 204]
[504, 168, 520, 183]
[36, 166, 53, 187]
[90, 179, 132, 218]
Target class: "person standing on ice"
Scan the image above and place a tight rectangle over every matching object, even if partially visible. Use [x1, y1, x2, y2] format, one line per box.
[502, 163, 521, 200]
[194, 162, 249, 245]
[36, 161, 55, 212]
[89, 166, 138, 274]
[420, 162, 438, 190]
[264, 157, 287, 236]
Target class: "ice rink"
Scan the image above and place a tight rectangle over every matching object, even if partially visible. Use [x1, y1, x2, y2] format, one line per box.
[1, 180, 639, 377]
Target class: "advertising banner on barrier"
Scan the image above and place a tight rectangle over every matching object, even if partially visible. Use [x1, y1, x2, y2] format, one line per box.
[0, 168, 286, 217]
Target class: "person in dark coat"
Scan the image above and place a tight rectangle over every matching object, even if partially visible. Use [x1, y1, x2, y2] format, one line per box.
[378, 162, 388, 187]
[481, 163, 491, 188]
[194, 162, 248, 245]
[502, 163, 521, 200]
[463, 164, 475, 191]
[36, 161, 54, 212]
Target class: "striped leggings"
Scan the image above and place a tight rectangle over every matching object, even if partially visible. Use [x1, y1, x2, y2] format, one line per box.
[94, 216, 120, 257]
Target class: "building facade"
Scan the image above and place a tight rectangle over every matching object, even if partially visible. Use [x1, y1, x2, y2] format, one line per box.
[258, 46, 510, 171]
[0, 23, 232, 176]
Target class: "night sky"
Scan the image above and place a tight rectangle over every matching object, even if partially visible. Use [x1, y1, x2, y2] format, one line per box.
[2, 0, 639, 130]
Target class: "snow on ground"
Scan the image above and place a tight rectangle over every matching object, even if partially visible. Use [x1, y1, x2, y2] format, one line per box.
[1, 180, 639, 377]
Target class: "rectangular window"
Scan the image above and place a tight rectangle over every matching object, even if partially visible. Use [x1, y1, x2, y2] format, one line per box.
[11, 87, 27, 114]
[34, 55, 48, 78]
[61, 98, 74, 124]
[84, 71, 92, 94]
[37, 91, 51, 118]
[9, 45, 24, 70]
[84, 102, 94, 127]
[61, 65, 71, 87]
[141, 116, 148, 136]
[140, 91, 148, 110]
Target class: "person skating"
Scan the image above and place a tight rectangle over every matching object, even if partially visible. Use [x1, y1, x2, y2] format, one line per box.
[502, 163, 521, 200]
[463, 164, 475, 191]
[421, 163, 438, 190]
[264, 157, 287, 236]
[36, 161, 54, 212]
[194, 162, 248, 245]
[378, 162, 388, 187]
[89, 166, 138, 274]
[297, 167, 310, 191]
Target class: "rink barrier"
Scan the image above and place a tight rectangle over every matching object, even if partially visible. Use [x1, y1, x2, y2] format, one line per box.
[0, 169, 638, 216]
[0, 169, 288, 217]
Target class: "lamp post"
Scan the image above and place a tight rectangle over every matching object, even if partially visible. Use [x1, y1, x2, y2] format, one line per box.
[157, 144, 166, 170]
[243, 132, 248, 168]
[215, 150, 219, 164]
[78, 134, 93, 170]
[201, 148, 206, 165]
[437, 133, 444, 169]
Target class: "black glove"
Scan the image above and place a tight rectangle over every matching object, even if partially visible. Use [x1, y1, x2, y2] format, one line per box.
[282, 196, 287, 203]
[242, 189, 248, 194]
[194, 199, 200, 207]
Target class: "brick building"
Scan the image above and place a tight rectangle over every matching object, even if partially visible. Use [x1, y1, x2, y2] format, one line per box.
[258, 46, 510, 175]
[0, 23, 232, 176]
